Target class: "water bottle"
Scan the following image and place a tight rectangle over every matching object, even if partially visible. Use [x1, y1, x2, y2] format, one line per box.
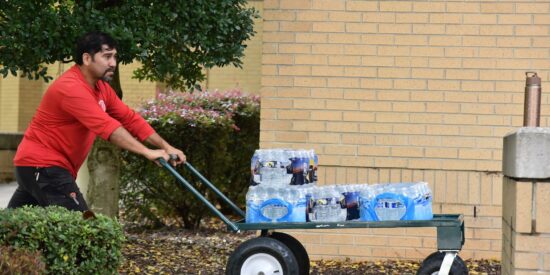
[250, 150, 261, 186]
[246, 186, 264, 223]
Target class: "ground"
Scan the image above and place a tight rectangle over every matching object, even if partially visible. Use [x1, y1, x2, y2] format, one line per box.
[118, 218, 501, 275]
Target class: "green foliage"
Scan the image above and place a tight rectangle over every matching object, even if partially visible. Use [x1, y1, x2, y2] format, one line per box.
[0, 0, 258, 89]
[0, 246, 46, 275]
[120, 90, 260, 229]
[0, 206, 125, 275]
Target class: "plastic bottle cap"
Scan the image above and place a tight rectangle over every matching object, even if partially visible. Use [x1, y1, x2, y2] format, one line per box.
[526, 72, 541, 86]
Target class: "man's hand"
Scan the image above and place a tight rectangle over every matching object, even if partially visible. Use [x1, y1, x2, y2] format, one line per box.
[143, 149, 170, 166]
[165, 146, 186, 166]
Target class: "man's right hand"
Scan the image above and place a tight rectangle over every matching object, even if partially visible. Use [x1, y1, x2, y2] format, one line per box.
[144, 149, 170, 166]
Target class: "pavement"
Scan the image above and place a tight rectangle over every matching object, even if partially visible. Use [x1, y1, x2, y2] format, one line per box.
[0, 181, 17, 208]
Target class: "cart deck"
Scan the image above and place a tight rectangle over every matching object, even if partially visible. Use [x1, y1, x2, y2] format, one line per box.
[159, 159, 467, 274]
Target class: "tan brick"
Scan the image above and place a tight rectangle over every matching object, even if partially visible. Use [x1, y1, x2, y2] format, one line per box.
[410, 114, 442, 124]
[388, 236, 422, 247]
[463, 36, 496, 47]
[343, 67, 377, 78]
[425, 148, 458, 159]
[341, 156, 374, 167]
[379, 24, 412, 34]
[535, 14, 550, 25]
[446, 2, 480, 13]
[429, 13, 461, 24]
[361, 78, 393, 89]
[263, 120, 292, 131]
[517, 3, 550, 13]
[514, 252, 540, 270]
[294, 98, 325, 109]
[429, 35, 462, 47]
[536, 182, 550, 233]
[263, 21, 280, 32]
[408, 159, 442, 170]
[360, 101, 392, 112]
[263, 32, 295, 43]
[411, 68, 444, 79]
[515, 48, 550, 59]
[442, 159, 477, 170]
[278, 109, 311, 120]
[261, 98, 293, 109]
[343, 90, 376, 100]
[413, 2, 444, 12]
[280, 0, 310, 10]
[375, 157, 408, 168]
[480, 25, 514, 36]
[392, 102, 425, 113]
[304, 244, 339, 256]
[376, 113, 410, 123]
[328, 56, 361, 66]
[361, 56, 395, 67]
[262, 65, 277, 75]
[296, 11, 328, 21]
[394, 79, 426, 90]
[327, 78, 359, 89]
[481, 3, 514, 13]
[533, 37, 550, 47]
[391, 147, 424, 157]
[296, 33, 327, 43]
[275, 131, 308, 143]
[379, 67, 411, 78]
[396, 13, 429, 24]
[380, 1, 412, 12]
[280, 21, 312, 32]
[295, 55, 327, 65]
[411, 46, 444, 56]
[427, 102, 460, 113]
[464, 14, 497, 24]
[310, 66, 343, 78]
[446, 25, 479, 35]
[308, 132, 340, 143]
[343, 111, 375, 122]
[429, 58, 462, 68]
[345, 23, 377, 33]
[264, 10, 296, 21]
[294, 77, 327, 87]
[327, 122, 358, 133]
[445, 47, 477, 58]
[342, 45, 377, 56]
[324, 145, 357, 156]
[312, 22, 344, 33]
[498, 14, 533, 25]
[279, 65, 311, 76]
[312, 44, 343, 55]
[358, 146, 389, 157]
[544, 254, 550, 271]
[463, 58, 496, 69]
[363, 12, 396, 23]
[375, 134, 409, 146]
[263, 54, 294, 65]
[515, 234, 550, 252]
[346, 1, 377, 12]
[293, 121, 326, 131]
[515, 181, 534, 233]
[310, 88, 343, 99]
[359, 123, 393, 135]
[329, 11, 362, 22]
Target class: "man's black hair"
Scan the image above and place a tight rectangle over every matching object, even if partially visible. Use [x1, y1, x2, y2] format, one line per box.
[74, 31, 117, 65]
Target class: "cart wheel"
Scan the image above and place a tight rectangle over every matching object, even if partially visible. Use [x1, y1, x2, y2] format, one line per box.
[226, 237, 299, 275]
[416, 251, 468, 275]
[269, 232, 310, 275]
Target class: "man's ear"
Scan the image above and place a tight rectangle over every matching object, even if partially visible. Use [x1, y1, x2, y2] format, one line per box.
[82, 53, 92, 66]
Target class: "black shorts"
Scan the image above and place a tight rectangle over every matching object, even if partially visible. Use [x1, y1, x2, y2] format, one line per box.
[7, 166, 89, 212]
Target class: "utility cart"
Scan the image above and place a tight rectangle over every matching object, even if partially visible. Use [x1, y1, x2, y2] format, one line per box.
[160, 159, 467, 275]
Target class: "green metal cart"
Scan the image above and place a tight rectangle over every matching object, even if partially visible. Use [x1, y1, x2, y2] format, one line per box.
[160, 159, 467, 275]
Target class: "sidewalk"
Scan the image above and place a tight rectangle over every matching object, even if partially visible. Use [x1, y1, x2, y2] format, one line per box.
[0, 182, 17, 208]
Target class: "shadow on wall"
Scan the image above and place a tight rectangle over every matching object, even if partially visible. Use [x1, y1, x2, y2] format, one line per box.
[0, 133, 23, 182]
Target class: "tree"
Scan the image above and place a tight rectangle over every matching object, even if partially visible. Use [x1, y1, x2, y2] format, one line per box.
[0, 0, 258, 216]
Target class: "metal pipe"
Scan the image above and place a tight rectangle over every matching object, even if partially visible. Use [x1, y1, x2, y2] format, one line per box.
[523, 72, 542, 127]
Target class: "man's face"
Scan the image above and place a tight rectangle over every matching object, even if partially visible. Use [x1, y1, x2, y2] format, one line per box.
[89, 45, 117, 82]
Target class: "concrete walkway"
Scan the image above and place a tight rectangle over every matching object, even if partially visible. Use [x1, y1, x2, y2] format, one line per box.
[0, 182, 17, 208]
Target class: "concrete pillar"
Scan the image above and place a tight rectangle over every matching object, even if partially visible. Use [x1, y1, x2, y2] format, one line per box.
[502, 128, 550, 274]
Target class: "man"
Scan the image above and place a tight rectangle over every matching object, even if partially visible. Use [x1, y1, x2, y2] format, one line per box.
[7, 31, 185, 212]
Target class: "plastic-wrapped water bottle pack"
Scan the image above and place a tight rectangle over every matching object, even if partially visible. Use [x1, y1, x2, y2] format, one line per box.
[245, 149, 433, 223]
[245, 181, 433, 223]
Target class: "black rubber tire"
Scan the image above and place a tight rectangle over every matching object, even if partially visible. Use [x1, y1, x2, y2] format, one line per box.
[226, 237, 300, 275]
[416, 251, 469, 275]
[269, 232, 310, 275]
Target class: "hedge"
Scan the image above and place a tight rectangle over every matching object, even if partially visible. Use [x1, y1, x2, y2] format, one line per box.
[0, 206, 125, 274]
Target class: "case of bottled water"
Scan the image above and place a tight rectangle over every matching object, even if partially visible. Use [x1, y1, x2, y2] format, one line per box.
[250, 149, 318, 186]
[245, 185, 309, 223]
[359, 182, 433, 221]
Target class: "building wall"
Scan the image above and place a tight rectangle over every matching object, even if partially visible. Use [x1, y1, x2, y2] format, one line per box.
[205, 0, 264, 94]
[261, 0, 550, 260]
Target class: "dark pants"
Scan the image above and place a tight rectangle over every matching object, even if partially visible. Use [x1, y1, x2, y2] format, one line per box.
[7, 166, 88, 212]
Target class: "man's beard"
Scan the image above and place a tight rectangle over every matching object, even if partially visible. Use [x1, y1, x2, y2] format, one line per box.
[101, 70, 114, 82]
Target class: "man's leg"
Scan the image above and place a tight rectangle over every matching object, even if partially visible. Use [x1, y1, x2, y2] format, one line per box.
[38, 166, 89, 212]
[7, 166, 44, 208]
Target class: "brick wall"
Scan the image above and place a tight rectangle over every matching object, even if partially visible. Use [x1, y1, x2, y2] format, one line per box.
[261, 0, 550, 261]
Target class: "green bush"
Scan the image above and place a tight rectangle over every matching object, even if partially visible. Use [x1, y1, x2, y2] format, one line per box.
[0, 206, 125, 274]
[0, 246, 45, 275]
[121, 89, 260, 229]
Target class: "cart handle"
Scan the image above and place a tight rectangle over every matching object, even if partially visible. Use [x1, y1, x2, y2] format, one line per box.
[183, 162, 246, 218]
[158, 158, 240, 232]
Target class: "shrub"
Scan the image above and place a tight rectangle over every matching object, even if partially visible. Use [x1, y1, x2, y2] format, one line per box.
[0, 246, 45, 275]
[0, 206, 125, 274]
[120, 89, 260, 229]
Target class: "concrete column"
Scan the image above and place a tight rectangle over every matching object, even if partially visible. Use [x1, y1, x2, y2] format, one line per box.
[502, 128, 550, 274]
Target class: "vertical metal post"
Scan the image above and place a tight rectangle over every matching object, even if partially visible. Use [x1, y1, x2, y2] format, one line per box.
[524, 72, 542, 127]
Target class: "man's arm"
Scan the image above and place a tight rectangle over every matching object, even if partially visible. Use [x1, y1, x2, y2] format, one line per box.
[109, 126, 169, 163]
[144, 133, 186, 165]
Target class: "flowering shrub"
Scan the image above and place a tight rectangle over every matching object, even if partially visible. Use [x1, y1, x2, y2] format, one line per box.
[121, 89, 260, 229]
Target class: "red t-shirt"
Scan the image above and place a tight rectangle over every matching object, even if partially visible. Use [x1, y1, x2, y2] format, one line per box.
[14, 65, 155, 178]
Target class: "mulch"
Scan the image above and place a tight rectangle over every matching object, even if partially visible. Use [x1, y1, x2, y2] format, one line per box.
[118, 218, 501, 275]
